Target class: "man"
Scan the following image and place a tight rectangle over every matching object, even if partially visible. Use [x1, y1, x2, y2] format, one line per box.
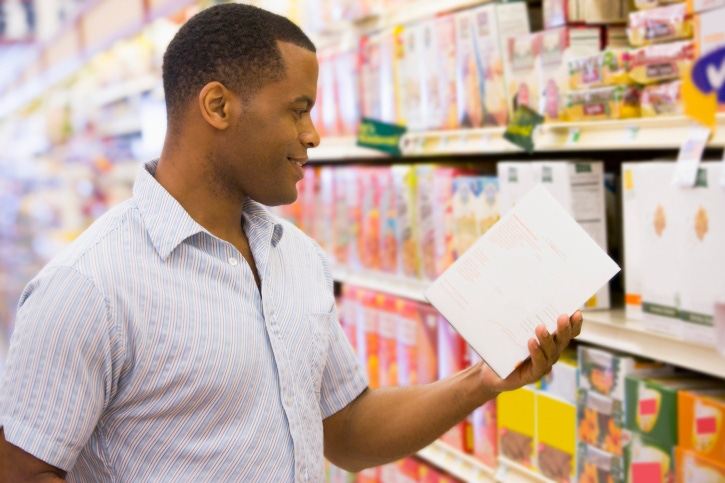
[0, 4, 582, 482]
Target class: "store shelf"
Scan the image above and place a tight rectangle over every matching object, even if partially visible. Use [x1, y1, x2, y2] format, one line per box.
[579, 309, 725, 379]
[355, 0, 492, 31]
[311, 136, 390, 161]
[332, 269, 725, 379]
[417, 440, 495, 482]
[97, 116, 142, 137]
[400, 127, 518, 156]
[92, 74, 158, 107]
[332, 266, 429, 302]
[417, 441, 556, 483]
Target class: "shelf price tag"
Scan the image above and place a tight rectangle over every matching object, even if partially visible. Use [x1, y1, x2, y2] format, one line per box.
[494, 462, 509, 482]
[625, 125, 639, 143]
[673, 125, 710, 186]
[567, 127, 581, 145]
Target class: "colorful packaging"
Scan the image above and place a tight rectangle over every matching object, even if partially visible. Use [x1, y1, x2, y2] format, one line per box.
[636, 0, 686, 9]
[378, 27, 400, 124]
[433, 166, 473, 277]
[539, 348, 579, 405]
[577, 444, 625, 483]
[628, 41, 695, 85]
[378, 294, 398, 388]
[340, 285, 359, 354]
[333, 167, 351, 266]
[359, 34, 382, 122]
[401, 23, 426, 132]
[505, 33, 541, 116]
[452, 176, 482, 260]
[319, 50, 342, 137]
[359, 167, 383, 272]
[537, 392, 577, 483]
[378, 167, 398, 275]
[498, 387, 536, 468]
[317, 166, 336, 257]
[472, 398, 499, 468]
[415, 164, 437, 281]
[455, 9, 487, 128]
[564, 84, 641, 121]
[395, 298, 418, 387]
[694, 5, 725, 112]
[641, 80, 683, 116]
[434, 14, 459, 130]
[678, 389, 725, 462]
[392, 164, 419, 279]
[419, 19, 439, 131]
[438, 318, 472, 452]
[583, 0, 631, 24]
[625, 432, 674, 483]
[568, 50, 631, 90]
[333, 48, 361, 136]
[578, 389, 625, 456]
[357, 466, 381, 483]
[541, 27, 602, 121]
[679, 164, 725, 346]
[416, 302, 440, 385]
[396, 457, 422, 483]
[675, 446, 725, 482]
[578, 346, 669, 401]
[358, 289, 381, 389]
[544, 0, 572, 28]
[628, 4, 694, 47]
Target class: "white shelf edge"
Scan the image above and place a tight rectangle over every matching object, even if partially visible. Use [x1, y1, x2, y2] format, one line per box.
[311, 136, 390, 161]
[497, 457, 557, 483]
[417, 440, 496, 482]
[332, 269, 725, 379]
[359, 0, 495, 31]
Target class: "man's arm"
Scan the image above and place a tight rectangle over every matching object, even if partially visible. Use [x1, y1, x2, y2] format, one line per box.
[323, 312, 582, 472]
[0, 429, 66, 482]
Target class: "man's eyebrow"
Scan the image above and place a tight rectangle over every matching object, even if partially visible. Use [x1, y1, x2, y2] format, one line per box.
[291, 96, 314, 108]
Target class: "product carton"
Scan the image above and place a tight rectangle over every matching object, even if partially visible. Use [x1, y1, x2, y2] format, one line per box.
[333, 48, 361, 136]
[583, 0, 631, 26]
[401, 22, 426, 132]
[497, 162, 536, 216]
[578, 389, 625, 457]
[392, 164, 419, 279]
[378, 294, 398, 388]
[415, 302, 439, 385]
[317, 166, 336, 258]
[416, 164, 437, 281]
[578, 346, 668, 401]
[359, 34, 382, 122]
[578, 443, 625, 483]
[319, 50, 341, 137]
[636, 162, 683, 338]
[344, 166, 362, 270]
[537, 392, 577, 482]
[378, 167, 397, 275]
[621, 163, 643, 320]
[472, 398, 498, 468]
[438, 318, 472, 452]
[395, 298, 418, 387]
[396, 457, 422, 483]
[532, 161, 610, 309]
[357, 289, 381, 389]
[539, 27, 602, 122]
[625, 432, 674, 483]
[340, 285, 359, 353]
[378, 27, 400, 124]
[625, 374, 723, 449]
[678, 389, 725, 463]
[505, 33, 541, 116]
[359, 167, 383, 272]
[679, 163, 725, 346]
[539, 347, 579, 405]
[694, 4, 725, 109]
[433, 14, 458, 130]
[451, 176, 500, 260]
[498, 387, 537, 468]
[675, 446, 725, 481]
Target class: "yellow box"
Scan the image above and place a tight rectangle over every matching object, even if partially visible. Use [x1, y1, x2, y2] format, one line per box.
[498, 387, 536, 468]
[537, 392, 577, 482]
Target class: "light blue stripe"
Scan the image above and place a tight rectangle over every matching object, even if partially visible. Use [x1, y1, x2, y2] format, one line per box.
[0, 160, 367, 482]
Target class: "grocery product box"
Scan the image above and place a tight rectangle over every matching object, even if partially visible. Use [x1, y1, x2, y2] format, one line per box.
[641, 80, 683, 117]
[577, 443, 625, 483]
[378, 294, 398, 388]
[532, 161, 610, 309]
[678, 389, 725, 463]
[497, 162, 535, 216]
[359, 167, 383, 272]
[396, 298, 418, 387]
[539, 27, 602, 122]
[564, 85, 641, 122]
[396, 457, 422, 483]
[625, 432, 674, 483]
[452, 176, 500, 260]
[578, 345, 669, 401]
[539, 347, 579, 405]
[415, 302, 439, 385]
[472, 398, 498, 468]
[505, 33, 541, 116]
[392, 164, 419, 279]
[695, 5, 725, 55]
[359, 34, 383, 122]
[333, 48, 361, 136]
[341, 167, 361, 269]
[537, 392, 577, 483]
[583, 0, 631, 24]
[357, 289, 381, 389]
[627, 41, 695, 86]
[378, 167, 397, 275]
[679, 163, 725, 346]
[416, 164, 437, 281]
[568, 49, 630, 91]
[433, 14, 458, 130]
[628, 4, 693, 47]
[636, 162, 683, 338]
[438, 318, 472, 452]
[498, 387, 536, 468]
[578, 389, 625, 457]
[400, 23, 425, 132]
[675, 446, 725, 481]
[340, 285, 359, 353]
[606, 26, 630, 49]
[625, 374, 723, 449]
[357, 466, 381, 483]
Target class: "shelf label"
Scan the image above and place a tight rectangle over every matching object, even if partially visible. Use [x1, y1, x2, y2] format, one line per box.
[356, 118, 407, 157]
[482, 132, 492, 150]
[567, 127, 581, 145]
[625, 125, 639, 143]
[494, 461, 509, 482]
[673, 125, 710, 186]
[503, 106, 543, 153]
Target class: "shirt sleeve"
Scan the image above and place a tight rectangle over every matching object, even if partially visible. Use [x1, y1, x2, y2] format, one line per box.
[0, 265, 122, 471]
[310, 241, 368, 419]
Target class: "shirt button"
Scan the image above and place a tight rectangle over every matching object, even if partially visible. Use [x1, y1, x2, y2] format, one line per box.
[228, 257, 238, 266]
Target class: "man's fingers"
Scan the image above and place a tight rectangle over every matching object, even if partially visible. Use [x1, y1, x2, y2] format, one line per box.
[535, 325, 558, 363]
[570, 310, 583, 338]
[554, 314, 572, 351]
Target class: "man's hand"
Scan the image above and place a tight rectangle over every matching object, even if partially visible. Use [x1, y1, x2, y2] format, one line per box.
[479, 311, 583, 394]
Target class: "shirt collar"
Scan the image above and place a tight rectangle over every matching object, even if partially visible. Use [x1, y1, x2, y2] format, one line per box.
[133, 160, 285, 261]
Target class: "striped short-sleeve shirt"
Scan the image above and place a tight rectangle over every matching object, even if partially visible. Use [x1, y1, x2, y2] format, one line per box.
[0, 160, 368, 482]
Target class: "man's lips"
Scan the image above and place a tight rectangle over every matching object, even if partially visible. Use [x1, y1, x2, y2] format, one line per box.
[288, 157, 308, 167]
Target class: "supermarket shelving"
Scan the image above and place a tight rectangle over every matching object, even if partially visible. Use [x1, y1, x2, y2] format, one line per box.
[332, 268, 725, 379]
[311, 136, 389, 161]
[416, 440, 556, 483]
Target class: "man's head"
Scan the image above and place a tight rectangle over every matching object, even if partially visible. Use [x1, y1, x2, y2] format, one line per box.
[162, 3, 316, 124]
[161, 4, 320, 207]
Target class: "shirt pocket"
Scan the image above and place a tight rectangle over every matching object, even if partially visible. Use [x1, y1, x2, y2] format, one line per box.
[303, 313, 332, 394]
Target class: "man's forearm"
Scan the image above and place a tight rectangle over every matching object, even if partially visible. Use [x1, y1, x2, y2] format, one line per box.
[323, 362, 496, 472]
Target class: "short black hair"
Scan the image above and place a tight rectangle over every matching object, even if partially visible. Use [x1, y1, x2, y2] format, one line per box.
[162, 3, 316, 124]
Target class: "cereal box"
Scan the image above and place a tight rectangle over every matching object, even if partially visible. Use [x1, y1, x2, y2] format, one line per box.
[675, 446, 725, 482]
[415, 164, 437, 281]
[396, 298, 418, 387]
[577, 443, 625, 483]
[358, 289, 381, 389]
[439, 318, 472, 452]
[505, 33, 541, 116]
[434, 14, 459, 130]
[621, 163, 643, 320]
[625, 432, 674, 483]
[678, 389, 725, 463]
[499, 387, 536, 467]
[378, 167, 397, 275]
[415, 302, 439, 385]
[578, 389, 625, 457]
[392, 164, 419, 279]
[359, 167, 383, 272]
[537, 392, 577, 482]
[378, 294, 398, 388]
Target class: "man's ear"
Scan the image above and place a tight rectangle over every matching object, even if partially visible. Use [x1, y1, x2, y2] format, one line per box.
[198, 82, 235, 130]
